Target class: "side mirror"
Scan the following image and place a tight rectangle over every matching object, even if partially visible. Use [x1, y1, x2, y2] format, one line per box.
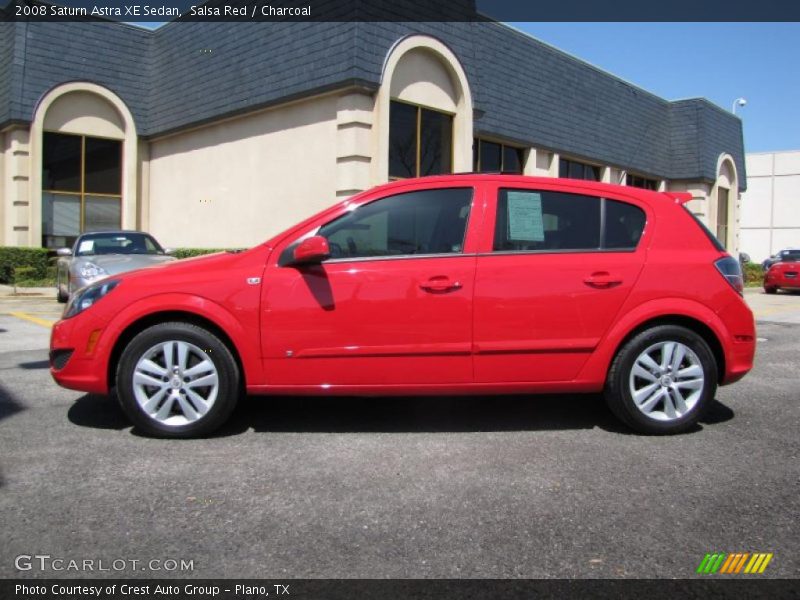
[163, 247, 176, 256]
[292, 235, 330, 265]
[56, 248, 73, 257]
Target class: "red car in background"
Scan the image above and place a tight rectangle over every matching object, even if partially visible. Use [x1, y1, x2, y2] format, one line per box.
[49, 175, 755, 438]
[763, 249, 800, 294]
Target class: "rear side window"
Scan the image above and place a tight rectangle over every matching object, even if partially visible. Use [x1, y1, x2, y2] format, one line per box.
[494, 189, 645, 252]
[318, 188, 473, 259]
[604, 199, 647, 249]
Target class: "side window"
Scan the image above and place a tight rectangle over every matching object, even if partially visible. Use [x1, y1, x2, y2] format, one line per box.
[318, 188, 473, 260]
[494, 189, 601, 251]
[604, 199, 646, 249]
[493, 189, 646, 252]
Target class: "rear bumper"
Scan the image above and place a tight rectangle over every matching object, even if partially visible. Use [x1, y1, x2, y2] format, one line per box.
[716, 296, 756, 385]
[764, 273, 800, 289]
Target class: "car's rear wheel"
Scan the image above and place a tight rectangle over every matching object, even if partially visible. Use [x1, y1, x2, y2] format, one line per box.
[764, 286, 778, 294]
[605, 325, 717, 434]
[116, 322, 240, 438]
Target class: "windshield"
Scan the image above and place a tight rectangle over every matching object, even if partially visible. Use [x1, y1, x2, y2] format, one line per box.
[74, 233, 164, 257]
[778, 250, 800, 262]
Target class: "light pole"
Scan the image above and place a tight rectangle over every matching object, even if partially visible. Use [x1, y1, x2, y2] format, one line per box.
[732, 97, 747, 115]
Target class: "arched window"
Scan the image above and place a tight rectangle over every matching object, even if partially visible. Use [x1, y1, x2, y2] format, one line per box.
[377, 36, 473, 182]
[31, 83, 137, 249]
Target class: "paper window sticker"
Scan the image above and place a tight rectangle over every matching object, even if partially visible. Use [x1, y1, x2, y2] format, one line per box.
[78, 240, 94, 253]
[507, 191, 545, 242]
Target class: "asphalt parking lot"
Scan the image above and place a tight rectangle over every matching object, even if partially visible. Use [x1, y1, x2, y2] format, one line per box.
[0, 287, 798, 579]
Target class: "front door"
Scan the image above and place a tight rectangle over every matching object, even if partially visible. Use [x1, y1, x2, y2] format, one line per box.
[261, 186, 479, 387]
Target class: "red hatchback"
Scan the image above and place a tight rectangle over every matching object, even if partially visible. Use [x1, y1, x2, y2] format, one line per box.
[50, 176, 755, 437]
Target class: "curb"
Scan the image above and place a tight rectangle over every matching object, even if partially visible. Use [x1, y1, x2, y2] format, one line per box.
[0, 284, 56, 298]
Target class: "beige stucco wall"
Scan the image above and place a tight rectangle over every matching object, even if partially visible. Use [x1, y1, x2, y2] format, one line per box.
[667, 181, 713, 221]
[147, 94, 339, 249]
[0, 127, 32, 247]
[42, 91, 126, 139]
[389, 48, 458, 113]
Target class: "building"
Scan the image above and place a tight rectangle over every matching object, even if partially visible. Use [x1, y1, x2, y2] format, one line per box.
[739, 150, 800, 262]
[0, 12, 746, 251]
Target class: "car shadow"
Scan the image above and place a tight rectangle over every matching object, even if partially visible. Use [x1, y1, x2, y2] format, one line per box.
[66, 392, 735, 437]
[18, 359, 50, 370]
[67, 394, 130, 430]
[0, 381, 25, 425]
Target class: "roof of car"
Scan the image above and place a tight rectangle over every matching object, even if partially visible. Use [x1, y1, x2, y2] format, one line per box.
[367, 174, 672, 205]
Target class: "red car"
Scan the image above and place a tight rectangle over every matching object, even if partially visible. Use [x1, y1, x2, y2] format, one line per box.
[763, 250, 800, 294]
[50, 175, 755, 437]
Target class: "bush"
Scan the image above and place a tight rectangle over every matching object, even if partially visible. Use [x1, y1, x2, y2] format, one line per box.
[743, 262, 763, 287]
[0, 247, 51, 284]
[173, 248, 230, 260]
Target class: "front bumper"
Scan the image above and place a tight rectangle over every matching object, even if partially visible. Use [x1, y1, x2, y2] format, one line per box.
[49, 314, 111, 394]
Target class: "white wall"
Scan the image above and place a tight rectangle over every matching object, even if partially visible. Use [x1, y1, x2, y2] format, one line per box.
[740, 150, 800, 262]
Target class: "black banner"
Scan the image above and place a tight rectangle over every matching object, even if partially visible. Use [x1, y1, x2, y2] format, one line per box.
[2, 579, 799, 600]
[2, 0, 800, 23]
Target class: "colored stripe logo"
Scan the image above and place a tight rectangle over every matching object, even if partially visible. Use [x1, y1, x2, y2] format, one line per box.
[696, 552, 773, 574]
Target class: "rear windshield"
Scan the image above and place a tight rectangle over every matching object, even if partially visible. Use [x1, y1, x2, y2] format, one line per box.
[682, 206, 725, 252]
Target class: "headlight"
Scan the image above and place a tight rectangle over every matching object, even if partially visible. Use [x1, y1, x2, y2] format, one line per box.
[64, 279, 121, 319]
[79, 262, 108, 280]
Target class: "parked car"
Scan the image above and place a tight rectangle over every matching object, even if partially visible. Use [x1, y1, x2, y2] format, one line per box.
[761, 248, 800, 271]
[764, 250, 800, 294]
[738, 252, 750, 268]
[55, 231, 176, 303]
[49, 176, 755, 438]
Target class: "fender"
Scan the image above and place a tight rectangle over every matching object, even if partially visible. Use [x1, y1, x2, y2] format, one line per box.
[576, 297, 731, 385]
[96, 293, 263, 391]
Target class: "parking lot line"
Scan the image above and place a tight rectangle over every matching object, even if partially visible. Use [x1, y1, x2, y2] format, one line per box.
[8, 311, 56, 328]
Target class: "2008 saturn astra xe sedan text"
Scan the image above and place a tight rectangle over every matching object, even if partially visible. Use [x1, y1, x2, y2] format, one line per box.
[50, 175, 756, 438]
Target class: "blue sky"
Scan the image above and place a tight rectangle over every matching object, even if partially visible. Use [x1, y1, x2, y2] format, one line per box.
[513, 23, 800, 153]
[130, 21, 799, 153]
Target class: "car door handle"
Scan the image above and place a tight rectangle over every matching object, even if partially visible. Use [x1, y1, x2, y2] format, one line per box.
[584, 272, 622, 288]
[419, 277, 463, 293]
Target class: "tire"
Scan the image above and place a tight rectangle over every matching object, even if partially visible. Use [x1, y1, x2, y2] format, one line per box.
[604, 325, 717, 435]
[56, 271, 68, 303]
[116, 322, 240, 438]
[764, 286, 778, 294]
[56, 282, 69, 303]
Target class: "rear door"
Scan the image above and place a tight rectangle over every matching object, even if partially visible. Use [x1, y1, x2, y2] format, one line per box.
[473, 181, 650, 383]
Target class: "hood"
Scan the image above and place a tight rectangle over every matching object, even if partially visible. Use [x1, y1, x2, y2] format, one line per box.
[114, 246, 270, 287]
[78, 254, 177, 275]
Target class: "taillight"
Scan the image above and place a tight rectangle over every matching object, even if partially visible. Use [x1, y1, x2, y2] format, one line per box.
[715, 255, 744, 295]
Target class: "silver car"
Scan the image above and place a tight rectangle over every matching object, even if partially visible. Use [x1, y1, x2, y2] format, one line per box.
[56, 231, 176, 303]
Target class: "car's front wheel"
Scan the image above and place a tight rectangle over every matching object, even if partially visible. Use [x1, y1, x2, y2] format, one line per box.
[116, 322, 240, 438]
[605, 325, 717, 434]
[56, 272, 69, 303]
[764, 286, 778, 294]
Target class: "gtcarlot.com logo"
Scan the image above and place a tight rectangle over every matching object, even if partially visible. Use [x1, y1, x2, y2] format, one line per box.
[697, 552, 774, 575]
[15, 554, 194, 573]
